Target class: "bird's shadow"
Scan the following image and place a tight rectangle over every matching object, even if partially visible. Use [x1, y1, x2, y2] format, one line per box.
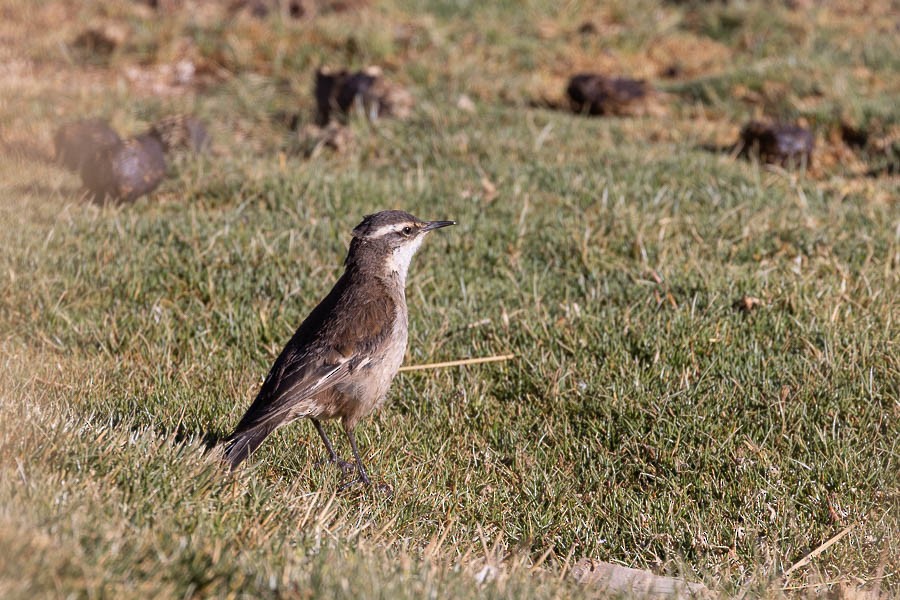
[175, 425, 227, 452]
[132, 419, 228, 454]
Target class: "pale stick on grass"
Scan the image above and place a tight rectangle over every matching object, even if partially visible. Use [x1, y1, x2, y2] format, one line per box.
[398, 354, 515, 373]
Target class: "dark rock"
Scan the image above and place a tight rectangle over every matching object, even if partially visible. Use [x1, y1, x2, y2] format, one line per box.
[566, 74, 650, 116]
[147, 114, 210, 153]
[81, 134, 167, 203]
[577, 21, 598, 35]
[840, 123, 868, 148]
[230, 0, 312, 19]
[286, 0, 308, 17]
[661, 63, 683, 79]
[739, 120, 814, 166]
[72, 26, 125, 58]
[54, 119, 122, 172]
[314, 66, 412, 125]
[134, 0, 178, 10]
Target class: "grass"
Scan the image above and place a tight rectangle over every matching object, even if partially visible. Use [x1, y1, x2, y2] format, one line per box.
[0, 0, 897, 597]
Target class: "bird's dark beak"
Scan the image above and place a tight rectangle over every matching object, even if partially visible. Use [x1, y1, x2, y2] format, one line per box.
[423, 220, 456, 231]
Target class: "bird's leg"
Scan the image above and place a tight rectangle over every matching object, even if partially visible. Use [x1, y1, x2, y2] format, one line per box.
[311, 418, 339, 461]
[311, 418, 354, 475]
[338, 423, 372, 490]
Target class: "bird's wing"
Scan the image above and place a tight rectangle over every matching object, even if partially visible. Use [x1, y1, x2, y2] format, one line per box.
[230, 346, 357, 434]
[229, 280, 395, 436]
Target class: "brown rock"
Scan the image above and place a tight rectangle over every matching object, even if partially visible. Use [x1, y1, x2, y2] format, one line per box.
[81, 134, 167, 203]
[54, 119, 122, 172]
[566, 74, 651, 116]
[72, 25, 127, 58]
[740, 120, 814, 166]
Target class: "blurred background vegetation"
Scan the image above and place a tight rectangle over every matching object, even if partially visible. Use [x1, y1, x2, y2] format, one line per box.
[0, 0, 897, 597]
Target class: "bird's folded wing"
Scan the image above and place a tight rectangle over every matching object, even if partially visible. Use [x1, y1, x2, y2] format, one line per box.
[233, 353, 356, 432]
[230, 288, 394, 435]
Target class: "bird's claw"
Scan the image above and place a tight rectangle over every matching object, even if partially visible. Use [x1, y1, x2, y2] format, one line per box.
[337, 476, 393, 496]
[338, 475, 370, 492]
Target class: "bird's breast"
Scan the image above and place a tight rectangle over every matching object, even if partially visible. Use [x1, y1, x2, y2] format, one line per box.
[333, 297, 408, 424]
[380, 305, 408, 379]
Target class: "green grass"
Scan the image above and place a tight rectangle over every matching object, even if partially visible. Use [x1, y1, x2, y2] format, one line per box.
[0, 0, 897, 597]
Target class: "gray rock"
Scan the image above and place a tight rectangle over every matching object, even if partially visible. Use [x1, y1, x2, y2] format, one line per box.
[81, 134, 167, 203]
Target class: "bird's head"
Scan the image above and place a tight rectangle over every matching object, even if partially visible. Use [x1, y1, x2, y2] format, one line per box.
[347, 210, 455, 283]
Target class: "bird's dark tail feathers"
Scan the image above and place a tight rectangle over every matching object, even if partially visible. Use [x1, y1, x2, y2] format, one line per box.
[222, 422, 278, 471]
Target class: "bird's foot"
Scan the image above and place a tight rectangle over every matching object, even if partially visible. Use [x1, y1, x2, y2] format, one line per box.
[337, 476, 393, 496]
[338, 474, 370, 492]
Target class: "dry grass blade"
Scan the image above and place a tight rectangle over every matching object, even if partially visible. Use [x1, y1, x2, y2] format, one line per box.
[398, 354, 516, 372]
[783, 524, 856, 579]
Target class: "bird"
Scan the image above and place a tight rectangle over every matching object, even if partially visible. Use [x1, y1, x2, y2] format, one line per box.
[223, 210, 455, 489]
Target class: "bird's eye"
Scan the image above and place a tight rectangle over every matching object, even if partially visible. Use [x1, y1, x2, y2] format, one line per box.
[401, 226, 412, 236]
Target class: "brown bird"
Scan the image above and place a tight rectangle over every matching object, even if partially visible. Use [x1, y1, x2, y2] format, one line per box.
[223, 210, 455, 489]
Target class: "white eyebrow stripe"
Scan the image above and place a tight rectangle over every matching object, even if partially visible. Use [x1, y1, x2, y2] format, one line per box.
[368, 223, 411, 238]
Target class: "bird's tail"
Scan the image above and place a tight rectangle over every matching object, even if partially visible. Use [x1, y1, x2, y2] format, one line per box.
[222, 422, 278, 471]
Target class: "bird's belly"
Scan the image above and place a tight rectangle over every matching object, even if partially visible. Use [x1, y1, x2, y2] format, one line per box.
[335, 316, 407, 425]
